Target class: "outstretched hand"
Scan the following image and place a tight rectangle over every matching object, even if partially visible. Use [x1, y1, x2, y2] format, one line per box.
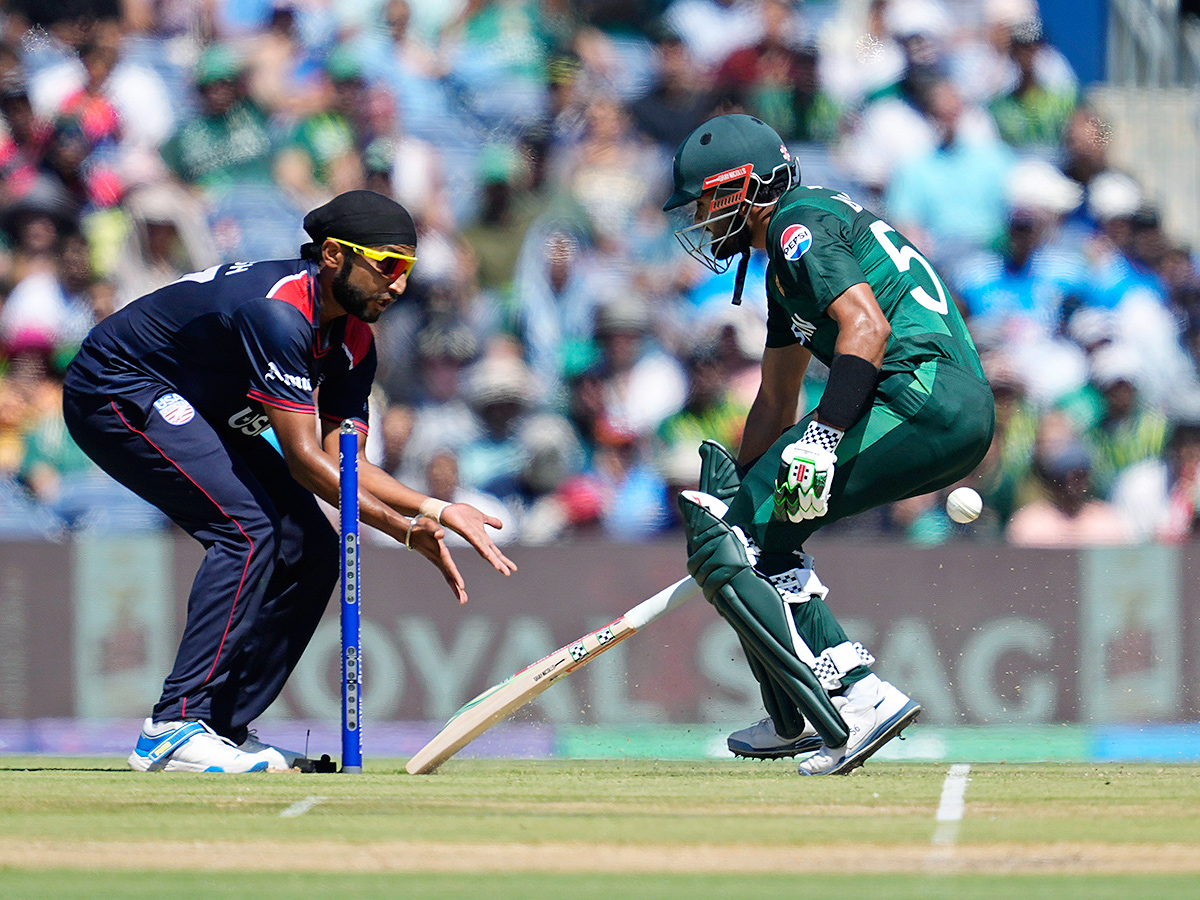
[405, 504, 517, 604]
[439, 502, 518, 577]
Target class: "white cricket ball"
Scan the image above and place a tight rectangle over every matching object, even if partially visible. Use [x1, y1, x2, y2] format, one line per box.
[946, 487, 982, 524]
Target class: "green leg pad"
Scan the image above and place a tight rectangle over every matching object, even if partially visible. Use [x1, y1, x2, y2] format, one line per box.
[680, 493, 849, 748]
[698, 440, 743, 504]
[711, 572, 849, 747]
[739, 635, 808, 741]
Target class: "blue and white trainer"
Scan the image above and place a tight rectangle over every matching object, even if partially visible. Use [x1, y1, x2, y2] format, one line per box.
[727, 717, 823, 759]
[128, 719, 271, 773]
[797, 676, 921, 776]
[238, 731, 307, 771]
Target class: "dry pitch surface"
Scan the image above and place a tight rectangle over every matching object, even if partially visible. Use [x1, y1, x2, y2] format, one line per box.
[0, 758, 1198, 899]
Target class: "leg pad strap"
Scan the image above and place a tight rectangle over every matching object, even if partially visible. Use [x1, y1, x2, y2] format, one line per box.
[812, 641, 875, 690]
[768, 560, 828, 603]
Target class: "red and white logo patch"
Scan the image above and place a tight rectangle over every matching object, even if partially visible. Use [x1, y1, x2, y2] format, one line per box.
[790, 460, 812, 490]
[153, 392, 195, 426]
[780, 224, 812, 260]
[703, 164, 752, 212]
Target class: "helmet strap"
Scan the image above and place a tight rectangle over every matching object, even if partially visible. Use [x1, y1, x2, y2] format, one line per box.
[731, 230, 751, 306]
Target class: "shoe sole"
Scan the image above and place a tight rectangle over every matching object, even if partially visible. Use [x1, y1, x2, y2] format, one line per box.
[826, 701, 921, 776]
[728, 735, 824, 759]
[159, 759, 270, 773]
[127, 752, 152, 772]
[128, 757, 270, 773]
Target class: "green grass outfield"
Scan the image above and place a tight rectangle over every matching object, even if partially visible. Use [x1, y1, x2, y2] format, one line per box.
[0, 758, 1198, 899]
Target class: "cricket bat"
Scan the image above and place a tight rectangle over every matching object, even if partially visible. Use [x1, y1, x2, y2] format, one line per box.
[404, 575, 700, 774]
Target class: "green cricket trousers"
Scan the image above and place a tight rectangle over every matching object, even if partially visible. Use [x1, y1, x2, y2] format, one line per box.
[727, 356, 996, 562]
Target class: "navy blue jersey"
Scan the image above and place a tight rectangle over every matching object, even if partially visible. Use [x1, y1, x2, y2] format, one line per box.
[66, 259, 375, 440]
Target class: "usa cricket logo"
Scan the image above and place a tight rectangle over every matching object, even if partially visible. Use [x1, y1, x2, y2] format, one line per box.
[153, 393, 195, 426]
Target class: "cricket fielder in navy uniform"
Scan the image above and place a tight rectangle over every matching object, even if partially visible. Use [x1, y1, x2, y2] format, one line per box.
[63, 191, 516, 772]
[664, 115, 993, 774]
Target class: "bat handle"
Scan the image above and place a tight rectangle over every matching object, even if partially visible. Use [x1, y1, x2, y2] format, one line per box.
[623, 576, 700, 630]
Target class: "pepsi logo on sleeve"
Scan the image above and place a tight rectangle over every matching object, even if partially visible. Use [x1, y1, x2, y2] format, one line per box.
[781, 224, 812, 260]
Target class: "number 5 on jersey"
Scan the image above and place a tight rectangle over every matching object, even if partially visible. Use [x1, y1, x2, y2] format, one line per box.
[868, 220, 949, 315]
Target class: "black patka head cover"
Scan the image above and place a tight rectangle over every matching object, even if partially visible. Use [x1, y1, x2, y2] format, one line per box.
[303, 190, 417, 249]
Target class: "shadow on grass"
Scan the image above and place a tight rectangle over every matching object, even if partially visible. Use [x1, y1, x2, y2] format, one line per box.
[0, 767, 128, 772]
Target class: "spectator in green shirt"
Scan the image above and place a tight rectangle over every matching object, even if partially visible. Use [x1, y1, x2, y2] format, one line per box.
[275, 47, 368, 204]
[656, 336, 748, 458]
[1074, 346, 1170, 496]
[988, 20, 1077, 148]
[711, 3, 841, 145]
[160, 45, 276, 194]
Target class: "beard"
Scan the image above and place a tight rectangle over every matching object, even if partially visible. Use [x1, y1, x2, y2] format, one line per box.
[332, 256, 381, 322]
[711, 219, 749, 260]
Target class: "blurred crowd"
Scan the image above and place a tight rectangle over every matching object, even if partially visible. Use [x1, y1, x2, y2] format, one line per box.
[1, 0, 1199, 548]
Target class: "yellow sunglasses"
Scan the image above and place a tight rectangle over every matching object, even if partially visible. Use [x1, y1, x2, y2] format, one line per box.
[330, 238, 417, 280]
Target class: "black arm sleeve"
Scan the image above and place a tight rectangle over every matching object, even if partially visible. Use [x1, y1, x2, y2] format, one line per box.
[815, 353, 879, 431]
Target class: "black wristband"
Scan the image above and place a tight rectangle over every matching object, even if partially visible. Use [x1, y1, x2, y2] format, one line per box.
[815, 354, 880, 431]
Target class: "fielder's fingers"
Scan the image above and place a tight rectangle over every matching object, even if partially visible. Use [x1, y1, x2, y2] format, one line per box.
[417, 533, 467, 602]
[410, 518, 445, 543]
[483, 537, 518, 575]
[486, 543, 517, 575]
[462, 530, 517, 575]
[442, 569, 468, 604]
[439, 544, 469, 604]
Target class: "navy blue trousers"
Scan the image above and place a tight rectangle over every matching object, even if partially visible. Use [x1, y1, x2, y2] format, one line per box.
[63, 383, 339, 738]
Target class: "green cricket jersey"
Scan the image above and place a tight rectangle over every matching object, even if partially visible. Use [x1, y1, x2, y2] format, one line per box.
[764, 185, 984, 379]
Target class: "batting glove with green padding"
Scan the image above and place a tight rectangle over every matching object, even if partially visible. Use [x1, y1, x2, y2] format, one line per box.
[774, 440, 835, 521]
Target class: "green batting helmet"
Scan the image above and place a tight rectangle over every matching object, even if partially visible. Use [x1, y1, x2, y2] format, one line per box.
[663, 114, 797, 212]
[664, 115, 799, 275]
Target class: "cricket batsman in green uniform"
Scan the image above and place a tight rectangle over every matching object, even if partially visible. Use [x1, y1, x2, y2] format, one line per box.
[664, 114, 994, 774]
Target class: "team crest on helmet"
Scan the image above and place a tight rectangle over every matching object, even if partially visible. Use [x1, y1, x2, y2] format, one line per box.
[781, 224, 812, 260]
[780, 144, 791, 161]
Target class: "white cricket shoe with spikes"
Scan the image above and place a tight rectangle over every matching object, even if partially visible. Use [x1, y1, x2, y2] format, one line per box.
[728, 717, 823, 759]
[797, 676, 920, 775]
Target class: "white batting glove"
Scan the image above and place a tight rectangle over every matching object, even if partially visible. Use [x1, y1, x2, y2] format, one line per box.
[773, 422, 842, 522]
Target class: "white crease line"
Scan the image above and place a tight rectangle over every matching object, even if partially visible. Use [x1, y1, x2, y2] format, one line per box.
[280, 795, 326, 818]
[931, 763, 971, 846]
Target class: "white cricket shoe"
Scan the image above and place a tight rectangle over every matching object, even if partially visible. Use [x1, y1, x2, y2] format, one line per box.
[128, 718, 271, 773]
[797, 676, 920, 776]
[238, 731, 307, 770]
[727, 717, 823, 759]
